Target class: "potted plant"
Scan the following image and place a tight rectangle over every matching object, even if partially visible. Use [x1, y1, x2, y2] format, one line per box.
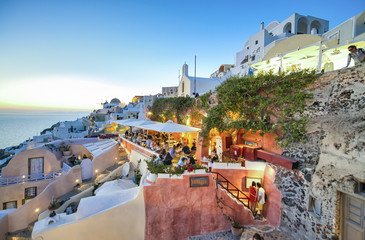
[146, 159, 167, 182]
[48, 199, 61, 211]
[59, 142, 71, 156]
[227, 216, 244, 237]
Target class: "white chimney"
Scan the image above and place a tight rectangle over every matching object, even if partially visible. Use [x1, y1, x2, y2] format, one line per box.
[260, 22, 264, 30]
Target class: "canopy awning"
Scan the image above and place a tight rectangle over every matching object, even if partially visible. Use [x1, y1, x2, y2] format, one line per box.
[139, 120, 201, 133]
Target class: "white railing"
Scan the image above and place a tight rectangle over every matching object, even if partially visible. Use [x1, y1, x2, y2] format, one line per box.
[0, 170, 64, 186]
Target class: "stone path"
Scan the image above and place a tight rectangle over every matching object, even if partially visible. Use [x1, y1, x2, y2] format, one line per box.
[189, 225, 295, 240]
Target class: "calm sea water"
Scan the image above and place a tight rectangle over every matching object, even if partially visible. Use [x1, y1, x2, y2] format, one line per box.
[0, 112, 90, 149]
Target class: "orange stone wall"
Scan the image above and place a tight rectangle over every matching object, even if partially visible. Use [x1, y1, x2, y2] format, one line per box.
[144, 174, 269, 240]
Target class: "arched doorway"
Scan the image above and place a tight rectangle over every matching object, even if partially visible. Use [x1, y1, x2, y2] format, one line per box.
[310, 20, 322, 34]
[297, 17, 308, 34]
[283, 22, 292, 34]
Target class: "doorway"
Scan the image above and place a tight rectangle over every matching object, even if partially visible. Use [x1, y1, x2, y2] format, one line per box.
[342, 193, 365, 240]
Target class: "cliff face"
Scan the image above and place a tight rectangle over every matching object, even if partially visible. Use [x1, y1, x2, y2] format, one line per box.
[275, 64, 365, 240]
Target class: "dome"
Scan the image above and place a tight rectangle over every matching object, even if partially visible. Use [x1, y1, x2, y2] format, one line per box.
[110, 98, 121, 104]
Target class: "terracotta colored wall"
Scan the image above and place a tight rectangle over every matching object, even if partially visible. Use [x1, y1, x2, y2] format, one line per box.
[212, 168, 264, 193]
[0, 179, 53, 210]
[196, 136, 209, 161]
[144, 174, 265, 240]
[2, 149, 61, 178]
[213, 167, 282, 228]
[237, 130, 282, 155]
[6, 166, 81, 233]
[92, 144, 119, 177]
[262, 165, 282, 227]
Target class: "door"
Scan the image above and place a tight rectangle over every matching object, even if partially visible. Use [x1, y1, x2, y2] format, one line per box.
[343, 194, 365, 240]
[29, 157, 44, 177]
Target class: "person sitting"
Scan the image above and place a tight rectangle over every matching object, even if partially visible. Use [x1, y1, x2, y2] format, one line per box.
[191, 142, 197, 151]
[182, 143, 190, 154]
[146, 137, 152, 148]
[163, 152, 173, 166]
[177, 157, 187, 167]
[188, 153, 196, 165]
[169, 145, 176, 158]
[211, 150, 219, 161]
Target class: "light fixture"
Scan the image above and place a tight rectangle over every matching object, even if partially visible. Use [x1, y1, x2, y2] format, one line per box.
[35, 208, 40, 213]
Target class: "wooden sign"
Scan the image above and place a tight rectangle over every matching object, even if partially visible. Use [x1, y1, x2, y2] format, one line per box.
[190, 176, 209, 188]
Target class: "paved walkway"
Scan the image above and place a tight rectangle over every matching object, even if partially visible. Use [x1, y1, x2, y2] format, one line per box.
[189, 225, 295, 240]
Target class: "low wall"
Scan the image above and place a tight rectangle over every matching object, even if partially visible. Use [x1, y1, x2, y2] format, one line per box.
[0, 179, 54, 211]
[6, 166, 82, 233]
[92, 144, 119, 177]
[120, 137, 157, 158]
[144, 173, 265, 240]
[31, 176, 146, 240]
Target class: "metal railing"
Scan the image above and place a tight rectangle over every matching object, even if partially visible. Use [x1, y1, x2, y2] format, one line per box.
[212, 171, 250, 209]
[0, 170, 64, 186]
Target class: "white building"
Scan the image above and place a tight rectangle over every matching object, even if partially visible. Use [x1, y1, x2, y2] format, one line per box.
[177, 63, 221, 97]
[162, 87, 178, 97]
[224, 13, 329, 78]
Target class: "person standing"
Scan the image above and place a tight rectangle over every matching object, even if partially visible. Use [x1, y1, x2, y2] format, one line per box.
[346, 45, 365, 67]
[256, 182, 266, 219]
[249, 181, 257, 214]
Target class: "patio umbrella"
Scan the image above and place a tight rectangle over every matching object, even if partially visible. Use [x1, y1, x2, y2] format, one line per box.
[140, 120, 201, 146]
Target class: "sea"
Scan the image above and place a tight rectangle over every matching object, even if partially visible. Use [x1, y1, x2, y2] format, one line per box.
[0, 111, 90, 149]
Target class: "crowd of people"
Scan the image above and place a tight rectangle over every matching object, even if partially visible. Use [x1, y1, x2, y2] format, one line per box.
[124, 128, 197, 166]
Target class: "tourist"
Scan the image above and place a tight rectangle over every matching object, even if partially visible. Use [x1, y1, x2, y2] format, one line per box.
[146, 137, 152, 148]
[191, 141, 197, 151]
[169, 145, 176, 158]
[346, 45, 365, 67]
[182, 143, 190, 154]
[256, 182, 266, 219]
[249, 181, 257, 214]
[177, 157, 187, 167]
[188, 152, 196, 165]
[208, 156, 213, 172]
[211, 150, 218, 161]
[163, 152, 173, 166]
[136, 133, 142, 145]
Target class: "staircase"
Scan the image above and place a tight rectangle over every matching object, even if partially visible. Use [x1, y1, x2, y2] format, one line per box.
[212, 172, 251, 210]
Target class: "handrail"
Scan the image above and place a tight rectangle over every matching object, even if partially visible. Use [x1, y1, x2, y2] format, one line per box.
[212, 171, 250, 209]
[0, 170, 64, 186]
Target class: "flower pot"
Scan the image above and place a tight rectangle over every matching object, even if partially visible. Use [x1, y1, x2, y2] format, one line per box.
[231, 226, 243, 237]
[147, 173, 158, 183]
[63, 150, 72, 156]
[194, 169, 206, 174]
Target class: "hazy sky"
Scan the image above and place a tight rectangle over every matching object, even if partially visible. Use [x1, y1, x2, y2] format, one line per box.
[0, 0, 362, 112]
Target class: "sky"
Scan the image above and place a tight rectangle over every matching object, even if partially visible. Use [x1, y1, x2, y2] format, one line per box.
[0, 0, 363, 112]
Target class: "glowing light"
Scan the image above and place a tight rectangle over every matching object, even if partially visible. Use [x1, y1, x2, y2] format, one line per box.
[22, 175, 26, 178]
[35, 208, 40, 213]
[95, 169, 99, 173]
[75, 179, 79, 183]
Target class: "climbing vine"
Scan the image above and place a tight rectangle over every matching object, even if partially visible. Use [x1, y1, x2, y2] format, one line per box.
[201, 70, 320, 146]
[151, 96, 195, 124]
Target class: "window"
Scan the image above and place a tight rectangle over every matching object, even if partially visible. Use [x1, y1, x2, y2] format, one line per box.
[3, 201, 17, 210]
[255, 40, 258, 45]
[25, 187, 37, 199]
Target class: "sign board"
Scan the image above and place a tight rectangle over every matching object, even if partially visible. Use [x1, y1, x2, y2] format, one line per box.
[190, 176, 209, 188]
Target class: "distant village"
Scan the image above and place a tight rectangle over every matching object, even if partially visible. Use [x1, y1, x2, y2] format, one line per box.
[0, 11, 364, 240]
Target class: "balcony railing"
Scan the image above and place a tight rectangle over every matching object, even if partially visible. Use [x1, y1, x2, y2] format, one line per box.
[0, 170, 64, 186]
